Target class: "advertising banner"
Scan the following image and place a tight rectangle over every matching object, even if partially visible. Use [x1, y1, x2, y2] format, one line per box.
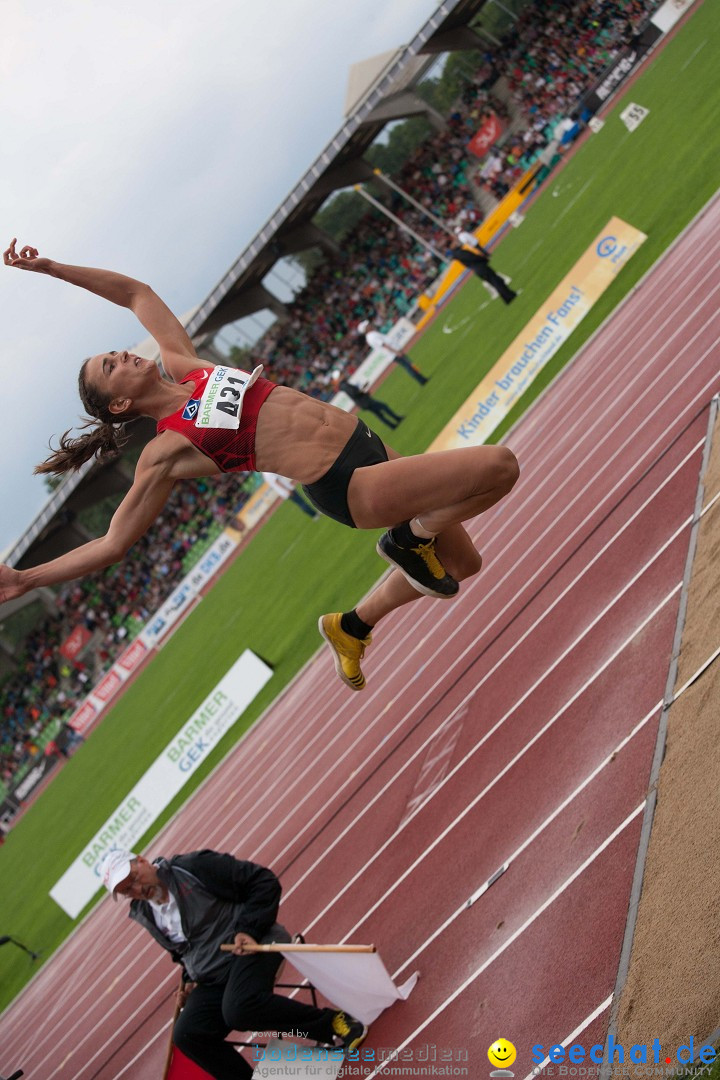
[50, 649, 274, 918]
[68, 528, 241, 734]
[59, 625, 92, 662]
[68, 700, 98, 736]
[235, 483, 279, 531]
[651, 0, 695, 32]
[467, 112, 504, 158]
[581, 24, 659, 116]
[429, 217, 647, 452]
[12, 754, 59, 802]
[143, 529, 240, 647]
[116, 637, 148, 674]
[93, 669, 123, 704]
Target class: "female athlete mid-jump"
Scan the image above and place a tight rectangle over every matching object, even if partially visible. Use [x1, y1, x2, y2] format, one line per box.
[1, 239, 519, 690]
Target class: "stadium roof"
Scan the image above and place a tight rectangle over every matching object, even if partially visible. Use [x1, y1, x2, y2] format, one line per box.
[4, 0, 489, 577]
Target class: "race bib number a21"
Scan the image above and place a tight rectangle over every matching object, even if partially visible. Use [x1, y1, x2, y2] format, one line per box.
[194, 365, 262, 430]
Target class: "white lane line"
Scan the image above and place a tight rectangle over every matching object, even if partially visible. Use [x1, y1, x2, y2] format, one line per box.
[362, 805, 645, 1079]
[282, 463, 696, 904]
[253, 500, 692, 877]
[521, 996, 614, 1080]
[111, 1021, 168, 1078]
[701, 486, 720, 517]
[203, 420, 705, 865]
[302, 586, 681, 938]
[393, 700, 661, 977]
[161, 250, 720, 840]
[680, 39, 707, 72]
[551, 177, 594, 228]
[164, 290, 720, 851]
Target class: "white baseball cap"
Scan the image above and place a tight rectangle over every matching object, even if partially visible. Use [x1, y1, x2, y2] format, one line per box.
[100, 849, 137, 899]
[357, 319, 370, 334]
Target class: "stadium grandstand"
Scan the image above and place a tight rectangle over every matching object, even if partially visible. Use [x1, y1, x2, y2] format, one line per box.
[1, 0, 661, 807]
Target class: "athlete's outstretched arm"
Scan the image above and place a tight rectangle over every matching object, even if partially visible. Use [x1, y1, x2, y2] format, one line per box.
[0, 452, 176, 604]
[3, 238, 199, 380]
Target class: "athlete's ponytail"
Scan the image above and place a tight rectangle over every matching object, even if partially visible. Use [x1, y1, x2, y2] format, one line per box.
[34, 358, 139, 476]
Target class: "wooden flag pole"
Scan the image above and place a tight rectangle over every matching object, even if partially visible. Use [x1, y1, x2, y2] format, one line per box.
[160, 974, 184, 1080]
[220, 943, 376, 954]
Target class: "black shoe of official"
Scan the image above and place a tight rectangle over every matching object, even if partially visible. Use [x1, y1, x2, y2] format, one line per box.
[377, 529, 459, 598]
[331, 1010, 368, 1053]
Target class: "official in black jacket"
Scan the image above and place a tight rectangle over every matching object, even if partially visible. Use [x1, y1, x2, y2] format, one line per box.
[101, 848, 367, 1080]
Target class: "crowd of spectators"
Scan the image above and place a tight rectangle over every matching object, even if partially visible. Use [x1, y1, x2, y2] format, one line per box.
[244, 0, 660, 397]
[1, 0, 663, 790]
[0, 476, 247, 790]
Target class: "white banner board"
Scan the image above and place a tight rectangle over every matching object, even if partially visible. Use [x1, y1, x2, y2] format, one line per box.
[51, 650, 273, 918]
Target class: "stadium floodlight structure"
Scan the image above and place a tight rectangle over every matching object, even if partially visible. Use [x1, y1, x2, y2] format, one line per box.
[353, 184, 447, 262]
[371, 167, 460, 239]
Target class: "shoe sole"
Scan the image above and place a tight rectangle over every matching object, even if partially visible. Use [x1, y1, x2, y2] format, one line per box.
[344, 1025, 369, 1053]
[318, 617, 366, 691]
[376, 541, 459, 599]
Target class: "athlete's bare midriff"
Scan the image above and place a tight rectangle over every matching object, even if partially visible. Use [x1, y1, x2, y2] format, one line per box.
[147, 383, 358, 485]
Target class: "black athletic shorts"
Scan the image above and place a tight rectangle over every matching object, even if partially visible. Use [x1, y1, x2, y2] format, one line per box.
[302, 417, 388, 528]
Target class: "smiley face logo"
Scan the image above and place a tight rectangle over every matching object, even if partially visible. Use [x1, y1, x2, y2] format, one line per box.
[488, 1039, 517, 1069]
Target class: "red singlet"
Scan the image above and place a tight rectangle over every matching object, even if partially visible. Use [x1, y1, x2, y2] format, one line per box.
[156, 366, 277, 472]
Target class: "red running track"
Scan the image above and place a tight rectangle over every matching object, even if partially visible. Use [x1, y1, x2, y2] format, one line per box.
[2, 194, 720, 1080]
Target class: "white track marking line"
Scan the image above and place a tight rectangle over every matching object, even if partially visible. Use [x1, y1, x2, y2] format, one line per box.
[111, 1021, 168, 1078]
[171, 292, 720, 844]
[280, 451, 699, 898]
[197, 377, 711, 856]
[551, 177, 594, 228]
[680, 39, 707, 72]
[302, 587, 681, 938]
[161, 247, 720, 827]
[521, 996, 614, 1080]
[362, 805, 645, 1079]
[393, 700, 661, 977]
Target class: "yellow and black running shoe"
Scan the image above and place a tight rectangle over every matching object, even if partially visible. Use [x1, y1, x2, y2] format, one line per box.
[376, 530, 459, 598]
[318, 613, 371, 691]
[331, 1009, 369, 1053]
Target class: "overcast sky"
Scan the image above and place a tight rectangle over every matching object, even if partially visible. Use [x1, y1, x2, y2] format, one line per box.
[0, 0, 440, 554]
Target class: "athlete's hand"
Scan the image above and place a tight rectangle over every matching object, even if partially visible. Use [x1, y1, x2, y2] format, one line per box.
[3, 238, 53, 273]
[0, 565, 27, 604]
[230, 932, 258, 955]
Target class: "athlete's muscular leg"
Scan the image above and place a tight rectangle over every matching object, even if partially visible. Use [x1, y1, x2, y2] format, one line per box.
[356, 523, 482, 627]
[346, 444, 519, 533]
[349, 443, 487, 626]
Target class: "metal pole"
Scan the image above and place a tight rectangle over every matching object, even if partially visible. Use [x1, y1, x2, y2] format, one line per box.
[372, 168, 457, 238]
[489, 0, 518, 21]
[221, 942, 376, 954]
[353, 185, 446, 262]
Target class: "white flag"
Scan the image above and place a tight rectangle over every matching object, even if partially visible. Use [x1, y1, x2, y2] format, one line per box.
[281, 950, 419, 1025]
